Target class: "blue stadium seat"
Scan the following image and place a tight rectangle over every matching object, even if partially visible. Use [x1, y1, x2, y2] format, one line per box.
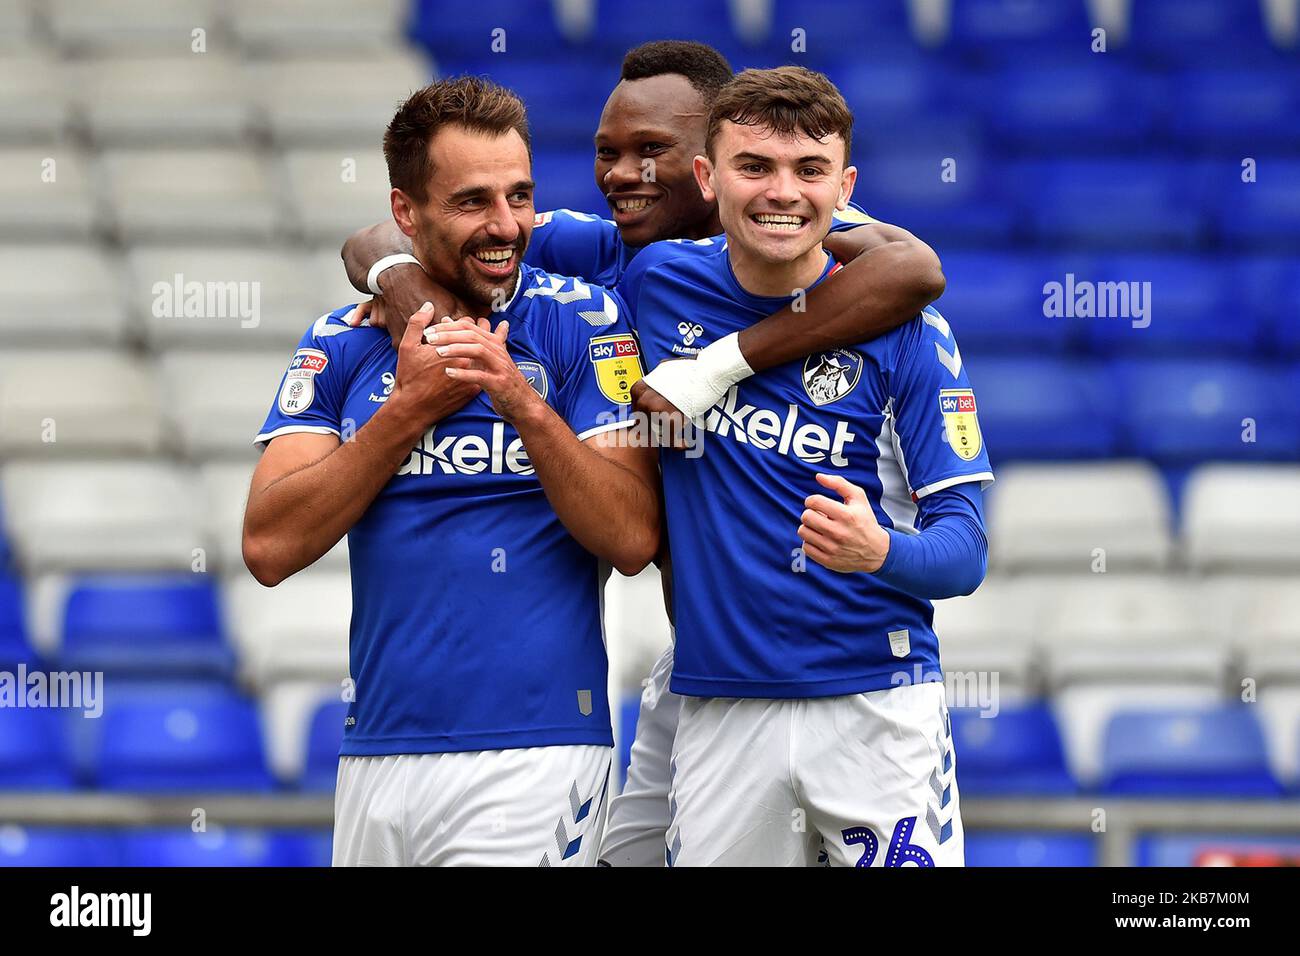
[300, 698, 347, 792]
[0, 707, 76, 789]
[1078, 256, 1249, 356]
[938, 252, 1070, 354]
[0, 828, 120, 866]
[1114, 358, 1297, 462]
[951, 703, 1076, 795]
[409, 0, 570, 61]
[0, 570, 34, 667]
[92, 683, 276, 792]
[59, 575, 233, 679]
[1215, 160, 1300, 251]
[764, 0, 913, 65]
[1102, 707, 1282, 797]
[120, 828, 306, 867]
[1015, 160, 1208, 250]
[982, 63, 1154, 151]
[826, 54, 962, 137]
[966, 832, 1096, 867]
[947, 0, 1092, 62]
[530, 149, 608, 216]
[588, 0, 746, 64]
[1127, 0, 1277, 67]
[276, 829, 335, 867]
[1236, 256, 1300, 356]
[445, 59, 610, 148]
[1165, 68, 1300, 153]
[969, 357, 1120, 460]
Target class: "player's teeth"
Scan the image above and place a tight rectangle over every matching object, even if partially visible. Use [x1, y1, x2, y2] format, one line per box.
[475, 250, 512, 262]
[616, 198, 654, 212]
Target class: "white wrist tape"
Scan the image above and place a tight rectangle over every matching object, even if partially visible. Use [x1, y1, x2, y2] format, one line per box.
[365, 253, 423, 295]
[641, 331, 754, 420]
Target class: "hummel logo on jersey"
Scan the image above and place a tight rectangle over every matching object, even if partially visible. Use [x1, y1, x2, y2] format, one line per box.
[395, 422, 533, 477]
[678, 321, 704, 346]
[701, 386, 857, 466]
[367, 371, 395, 404]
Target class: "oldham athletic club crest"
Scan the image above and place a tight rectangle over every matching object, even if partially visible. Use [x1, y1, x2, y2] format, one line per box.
[802, 349, 863, 406]
[516, 360, 548, 400]
[938, 388, 983, 461]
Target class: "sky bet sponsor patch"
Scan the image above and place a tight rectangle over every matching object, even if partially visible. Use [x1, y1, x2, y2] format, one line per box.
[938, 388, 982, 461]
[588, 333, 642, 404]
[278, 348, 328, 416]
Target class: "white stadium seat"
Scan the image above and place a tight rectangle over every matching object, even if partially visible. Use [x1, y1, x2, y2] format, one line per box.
[987, 461, 1173, 572]
[0, 2, 42, 53]
[1037, 573, 1227, 686]
[228, 0, 409, 55]
[0, 149, 100, 240]
[1, 460, 202, 572]
[260, 680, 346, 784]
[158, 351, 295, 459]
[0, 350, 163, 455]
[931, 576, 1040, 699]
[222, 569, 351, 688]
[1208, 576, 1300, 684]
[0, 245, 127, 346]
[46, 0, 223, 54]
[304, 247, 372, 320]
[251, 52, 431, 146]
[0, 52, 73, 143]
[69, 55, 253, 146]
[126, 246, 322, 349]
[101, 149, 280, 244]
[282, 149, 392, 244]
[1184, 464, 1300, 572]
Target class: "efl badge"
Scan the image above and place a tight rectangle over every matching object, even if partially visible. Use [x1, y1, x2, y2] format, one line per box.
[588, 334, 643, 404]
[516, 360, 548, 401]
[278, 348, 328, 416]
[938, 388, 982, 461]
[802, 349, 862, 406]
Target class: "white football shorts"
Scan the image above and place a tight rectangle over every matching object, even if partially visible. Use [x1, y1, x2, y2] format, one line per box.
[665, 681, 963, 867]
[332, 745, 611, 867]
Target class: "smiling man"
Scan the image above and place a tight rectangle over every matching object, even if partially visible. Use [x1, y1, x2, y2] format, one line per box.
[618, 67, 995, 867]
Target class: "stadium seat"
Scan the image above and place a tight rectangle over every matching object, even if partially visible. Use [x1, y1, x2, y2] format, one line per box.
[158, 351, 298, 459]
[300, 697, 348, 791]
[1115, 359, 1297, 463]
[58, 574, 234, 679]
[250, 52, 432, 147]
[0, 707, 76, 789]
[1164, 68, 1300, 153]
[1214, 159, 1300, 250]
[454, 59, 612, 150]
[530, 150, 610, 220]
[946, 0, 1092, 60]
[127, 246, 328, 350]
[1101, 707, 1282, 796]
[981, 62, 1154, 152]
[0, 828, 120, 866]
[0, 52, 73, 143]
[282, 148, 391, 244]
[987, 461, 1172, 572]
[827, 54, 962, 138]
[1125, 0, 1278, 67]
[1077, 255, 1247, 356]
[92, 682, 276, 791]
[970, 357, 1121, 460]
[932, 577, 1039, 697]
[0, 149, 100, 241]
[1038, 574, 1226, 686]
[764, 0, 914, 65]
[46, 0, 222, 54]
[409, 0, 573, 60]
[0, 351, 164, 456]
[0, 461, 202, 572]
[0, 245, 126, 347]
[69, 54, 253, 147]
[120, 827, 307, 866]
[304, 248, 372, 318]
[260, 680, 346, 785]
[101, 149, 280, 244]
[0, 2, 42, 53]
[966, 832, 1096, 867]
[1209, 577, 1300, 686]
[0, 570, 34, 667]
[199, 461, 349, 575]
[921, 252, 1068, 355]
[951, 703, 1075, 794]
[228, 0, 409, 55]
[1015, 159, 1208, 250]
[587, 0, 747, 63]
[1236, 256, 1300, 356]
[222, 570, 351, 687]
[1183, 465, 1300, 572]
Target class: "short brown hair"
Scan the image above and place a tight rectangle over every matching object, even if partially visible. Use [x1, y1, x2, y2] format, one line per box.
[705, 66, 852, 162]
[383, 76, 532, 201]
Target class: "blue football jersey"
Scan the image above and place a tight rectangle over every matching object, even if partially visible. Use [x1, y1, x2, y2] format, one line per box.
[526, 203, 877, 287]
[255, 265, 643, 755]
[618, 240, 994, 699]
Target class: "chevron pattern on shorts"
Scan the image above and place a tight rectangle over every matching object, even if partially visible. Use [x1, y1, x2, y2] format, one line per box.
[926, 707, 956, 845]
